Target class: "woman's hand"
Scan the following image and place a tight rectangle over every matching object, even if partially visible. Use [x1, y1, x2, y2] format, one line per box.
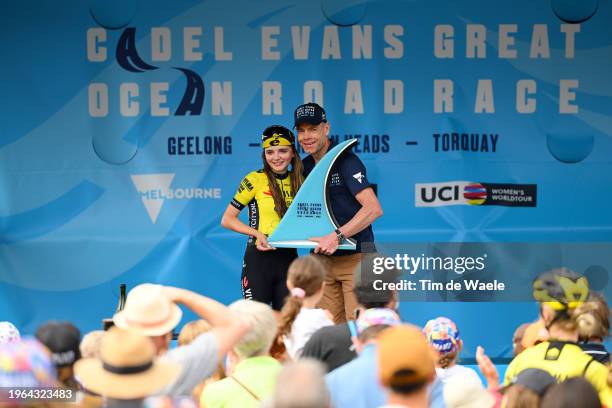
[256, 232, 276, 251]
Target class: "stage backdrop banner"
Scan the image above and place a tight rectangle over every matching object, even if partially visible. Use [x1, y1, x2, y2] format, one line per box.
[1, 0, 612, 358]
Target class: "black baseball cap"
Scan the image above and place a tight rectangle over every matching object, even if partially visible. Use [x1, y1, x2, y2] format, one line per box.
[35, 321, 81, 367]
[294, 103, 327, 128]
[508, 368, 557, 396]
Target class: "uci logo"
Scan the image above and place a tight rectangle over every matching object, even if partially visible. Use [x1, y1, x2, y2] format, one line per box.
[415, 181, 472, 207]
[420, 185, 461, 203]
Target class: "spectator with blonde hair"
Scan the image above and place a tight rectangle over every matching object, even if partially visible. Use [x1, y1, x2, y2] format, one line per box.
[80, 330, 105, 359]
[201, 300, 281, 407]
[576, 292, 610, 364]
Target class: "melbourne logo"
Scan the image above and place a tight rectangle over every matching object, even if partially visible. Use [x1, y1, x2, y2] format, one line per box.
[131, 173, 221, 223]
[415, 181, 536, 207]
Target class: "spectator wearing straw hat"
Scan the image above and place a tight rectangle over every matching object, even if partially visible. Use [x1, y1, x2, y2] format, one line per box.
[74, 327, 181, 407]
[113, 283, 249, 396]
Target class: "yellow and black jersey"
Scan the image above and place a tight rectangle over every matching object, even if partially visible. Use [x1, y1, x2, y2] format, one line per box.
[504, 340, 611, 406]
[230, 170, 295, 236]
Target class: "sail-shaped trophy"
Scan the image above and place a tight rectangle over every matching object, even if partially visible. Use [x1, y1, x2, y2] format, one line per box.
[268, 139, 358, 250]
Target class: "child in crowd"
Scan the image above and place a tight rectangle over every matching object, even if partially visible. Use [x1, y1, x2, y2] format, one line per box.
[278, 256, 333, 359]
[423, 317, 482, 386]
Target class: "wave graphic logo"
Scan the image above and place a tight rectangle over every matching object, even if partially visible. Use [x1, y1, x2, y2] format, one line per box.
[115, 27, 205, 116]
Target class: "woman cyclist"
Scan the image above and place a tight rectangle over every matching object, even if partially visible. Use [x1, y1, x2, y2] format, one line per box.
[504, 268, 611, 406]
[221, 125, 303, 310]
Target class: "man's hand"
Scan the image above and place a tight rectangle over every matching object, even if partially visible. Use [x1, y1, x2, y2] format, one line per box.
[256, 232, 276, 251]
[310, 231, 339, 255]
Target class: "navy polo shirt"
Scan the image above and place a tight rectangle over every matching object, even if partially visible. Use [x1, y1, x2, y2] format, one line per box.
[302, 141, 375, 253]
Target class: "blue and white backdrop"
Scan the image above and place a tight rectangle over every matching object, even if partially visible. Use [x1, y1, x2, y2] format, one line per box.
[1, 0, 611, 359]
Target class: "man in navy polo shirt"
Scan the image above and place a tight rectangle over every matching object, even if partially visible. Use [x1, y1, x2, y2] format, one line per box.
[294, 102, 383, 323]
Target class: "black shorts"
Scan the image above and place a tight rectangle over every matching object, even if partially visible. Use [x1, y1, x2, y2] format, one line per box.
[241, 241, 298, 310]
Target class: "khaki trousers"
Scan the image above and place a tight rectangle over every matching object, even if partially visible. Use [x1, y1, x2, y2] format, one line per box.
[315, 253, 362, 323]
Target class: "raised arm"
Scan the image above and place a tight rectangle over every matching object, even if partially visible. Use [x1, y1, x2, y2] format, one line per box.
[163, 286, 250, 358]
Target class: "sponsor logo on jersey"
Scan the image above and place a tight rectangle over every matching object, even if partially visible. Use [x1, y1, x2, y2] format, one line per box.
[353, 171, 365, 184]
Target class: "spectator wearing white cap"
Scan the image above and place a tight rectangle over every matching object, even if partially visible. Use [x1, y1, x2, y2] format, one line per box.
[113, 284, 249, 396]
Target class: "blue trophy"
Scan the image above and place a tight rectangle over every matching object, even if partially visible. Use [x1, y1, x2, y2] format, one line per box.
[268, 139, 358, 250]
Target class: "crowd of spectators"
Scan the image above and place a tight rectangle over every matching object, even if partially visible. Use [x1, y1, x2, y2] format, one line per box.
[1, 259, 610, 408]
